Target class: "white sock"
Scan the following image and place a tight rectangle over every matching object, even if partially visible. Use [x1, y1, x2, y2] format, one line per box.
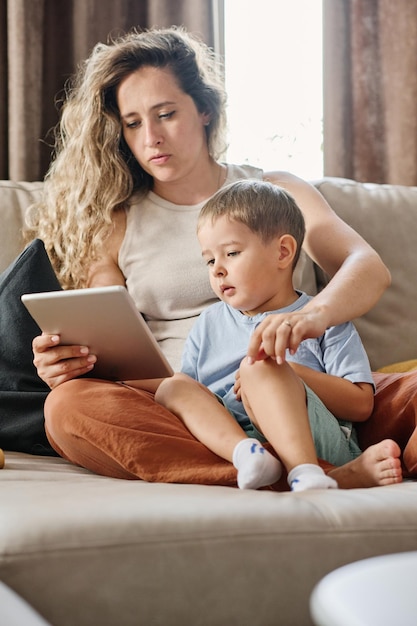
[288, 463, 338, 492]
[232, 438, 282, 489]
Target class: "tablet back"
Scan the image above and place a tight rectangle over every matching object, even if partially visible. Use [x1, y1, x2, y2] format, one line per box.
[22, 286, 174, 381]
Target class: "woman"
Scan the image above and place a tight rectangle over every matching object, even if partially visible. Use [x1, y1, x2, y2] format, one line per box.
[29, 27, 401, 489]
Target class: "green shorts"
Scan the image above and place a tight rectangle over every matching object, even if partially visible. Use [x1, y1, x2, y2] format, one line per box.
[303, 384, 362, 466]
[218, 384, 362, 467]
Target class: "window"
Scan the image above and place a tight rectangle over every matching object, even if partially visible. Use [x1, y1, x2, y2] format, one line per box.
[223, 0, 323, 180]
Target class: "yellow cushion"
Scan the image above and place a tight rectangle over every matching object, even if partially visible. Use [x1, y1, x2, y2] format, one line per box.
[377, 359, 417, 373]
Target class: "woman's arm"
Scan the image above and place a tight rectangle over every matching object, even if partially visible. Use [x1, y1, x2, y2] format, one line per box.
[33, 210, 127, 389]
[87, 208, 126, 287]
[247, 171, 391, 364]
[288, 362, 374, 422]
[265, 171, 391, 321]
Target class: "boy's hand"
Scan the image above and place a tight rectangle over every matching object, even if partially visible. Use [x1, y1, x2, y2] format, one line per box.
[233, 369, 242, 400]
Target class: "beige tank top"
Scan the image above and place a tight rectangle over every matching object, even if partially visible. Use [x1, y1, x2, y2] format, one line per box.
[119, 163, 263, 370]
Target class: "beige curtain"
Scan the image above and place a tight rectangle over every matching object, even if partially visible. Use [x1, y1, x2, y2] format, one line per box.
[0, 0, 217, 181]
[323, 0, 417, 185]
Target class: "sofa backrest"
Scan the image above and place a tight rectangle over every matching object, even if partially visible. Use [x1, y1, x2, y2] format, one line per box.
[315, 177, 417, 370]
[1, 177, 417, 370]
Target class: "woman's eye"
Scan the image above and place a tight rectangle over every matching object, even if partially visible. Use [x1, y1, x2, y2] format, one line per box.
[159, 111, 175, 120]
[126, 120, 140, 129]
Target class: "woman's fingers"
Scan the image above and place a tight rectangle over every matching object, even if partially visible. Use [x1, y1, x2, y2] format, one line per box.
[246, 308, 328, 364]
[32, 333, 96, 388]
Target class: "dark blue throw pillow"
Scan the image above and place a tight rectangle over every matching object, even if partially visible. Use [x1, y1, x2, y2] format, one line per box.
[0, 239, 62, 455]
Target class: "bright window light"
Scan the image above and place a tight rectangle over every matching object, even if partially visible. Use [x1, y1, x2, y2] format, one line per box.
[223, 0, 323, 180]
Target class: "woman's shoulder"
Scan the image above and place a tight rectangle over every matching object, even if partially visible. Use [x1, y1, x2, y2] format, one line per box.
[225, 163, 264, 182]
[262, 170, 326, 208]
[263, 169, 310, 188]
[226, 165, 316, 196]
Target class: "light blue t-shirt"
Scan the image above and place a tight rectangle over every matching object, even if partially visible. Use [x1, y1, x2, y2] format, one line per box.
[181, 291, 374, 433]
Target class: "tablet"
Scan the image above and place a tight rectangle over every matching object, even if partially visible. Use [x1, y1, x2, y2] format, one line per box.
[21, 285, 174, 381]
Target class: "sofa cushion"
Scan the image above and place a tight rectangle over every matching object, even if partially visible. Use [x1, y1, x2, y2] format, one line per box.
[1, 451, 417, 626]
[0, 239, 61, 454]
[0, 180, 44, 273]
[314, 177, 417, 370]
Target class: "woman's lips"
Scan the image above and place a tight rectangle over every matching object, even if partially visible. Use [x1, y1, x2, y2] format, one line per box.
[150, 154, 170, 165]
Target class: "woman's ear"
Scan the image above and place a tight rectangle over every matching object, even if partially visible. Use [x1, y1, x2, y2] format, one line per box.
[276, 234, 298, 269]
[202, 111, 211, 127]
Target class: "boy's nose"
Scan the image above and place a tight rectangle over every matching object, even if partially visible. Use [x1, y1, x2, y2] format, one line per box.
[212, 262, 225, 277]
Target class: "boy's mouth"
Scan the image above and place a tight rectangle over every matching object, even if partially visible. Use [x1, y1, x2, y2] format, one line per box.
[220, 284, 235, 295]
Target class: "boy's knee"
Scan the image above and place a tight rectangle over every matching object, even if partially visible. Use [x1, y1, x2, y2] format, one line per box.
[239, 356, 269, 380]
[155, 372, 193, 405]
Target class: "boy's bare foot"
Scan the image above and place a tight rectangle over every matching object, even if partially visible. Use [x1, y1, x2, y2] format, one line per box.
[328, 439, 402, 489]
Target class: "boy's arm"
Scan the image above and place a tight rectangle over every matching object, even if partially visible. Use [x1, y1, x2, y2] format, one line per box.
[288, 362, 374, 422]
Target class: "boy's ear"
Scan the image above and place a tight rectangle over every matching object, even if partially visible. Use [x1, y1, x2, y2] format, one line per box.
[277, 234, 298, 268]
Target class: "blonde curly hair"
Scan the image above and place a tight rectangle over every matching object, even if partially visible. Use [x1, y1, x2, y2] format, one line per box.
[25, 26, 227, 289]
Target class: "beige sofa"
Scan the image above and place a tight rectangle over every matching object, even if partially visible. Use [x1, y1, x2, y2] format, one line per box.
[1, 177, 417, 626]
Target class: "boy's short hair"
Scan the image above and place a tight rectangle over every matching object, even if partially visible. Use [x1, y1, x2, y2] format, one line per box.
[198, 179, 306, 267]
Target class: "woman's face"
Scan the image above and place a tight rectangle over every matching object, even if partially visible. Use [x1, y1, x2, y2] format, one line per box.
[117, 66, 211, 186]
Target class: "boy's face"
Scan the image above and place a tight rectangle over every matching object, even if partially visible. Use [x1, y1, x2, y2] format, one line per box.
[198, 216, 294, 315]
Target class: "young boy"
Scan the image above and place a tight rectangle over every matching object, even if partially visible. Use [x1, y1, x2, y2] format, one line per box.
[155, 180, 376, 491]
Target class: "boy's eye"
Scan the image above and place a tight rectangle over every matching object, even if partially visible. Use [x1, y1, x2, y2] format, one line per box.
[206, 258, 215, 266]
[227, 251, 239, 257]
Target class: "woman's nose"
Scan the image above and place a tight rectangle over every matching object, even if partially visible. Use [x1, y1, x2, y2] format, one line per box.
[144, 121, 162, 147]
